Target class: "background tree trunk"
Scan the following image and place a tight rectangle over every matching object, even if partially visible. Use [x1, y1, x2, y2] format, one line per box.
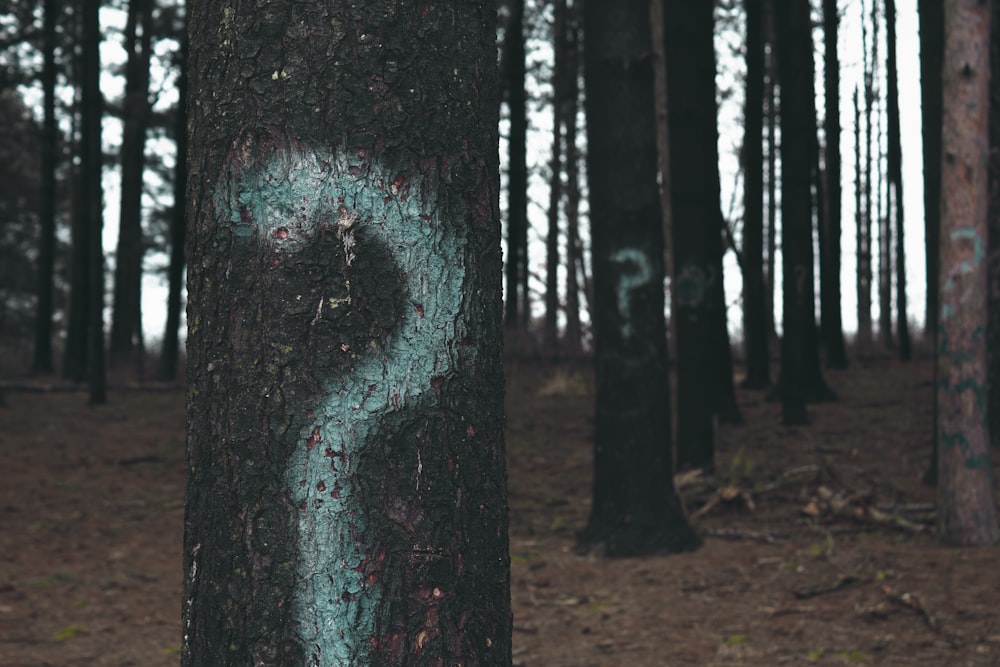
[82, 0, 105, 405]
[858, 9, 875, 355]
[821, 0, 847, 369]
[32, 0, 58, 374]
[505, 0, 530, 333]
[936, 0, 999, 546]
[775, 0, 812, 425]
[563, 3, 583, 356]
[578, 0, 698, 556]
[157, 27, 188, 382]
[184, 1, 510, 662]
[886, 0, 911, 361]
[664, 0, 732, 469]
[742, 0, 771, 389]
[920, 0, 944, 483]
[544, 0, 566, 354]
[109, 0, 153, 374]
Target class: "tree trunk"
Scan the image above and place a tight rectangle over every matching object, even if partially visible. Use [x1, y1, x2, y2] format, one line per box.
[82, 0, 106, 405]
[990, 0, 1000, 450]
[742, 0, 771, 389]
[821, 0, 847, 369]
[765, 2, 778, 355]
[544, 0, 566, 354]
[857, 9, 875, 355]
[63, 62, 89, 383]
[157, 28, 188, 382]
[577, 0, 698, 557]
[110, 0, 154, 375]
[885, 0, 911, 361]
[184, 2, 510, 662]
[775, 0, 812, 425]
[504, 0, 529, 333]
[32, 0, 58, 374]
[869, 0, 893, 351]
[563, 3, 583, 356]
[936, 0, 999, 546]
[664, 0, 730, 469]
[920, 0, 944, 483]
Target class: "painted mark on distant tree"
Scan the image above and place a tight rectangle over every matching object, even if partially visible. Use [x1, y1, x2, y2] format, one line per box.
[218, 143, 465, 663]
[674, 261, 715, 309]
[610, 248, 654, 338]
[941, 226, 985, 320]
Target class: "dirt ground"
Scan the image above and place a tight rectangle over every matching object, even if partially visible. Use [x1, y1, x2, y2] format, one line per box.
[1, 357, 999, 666]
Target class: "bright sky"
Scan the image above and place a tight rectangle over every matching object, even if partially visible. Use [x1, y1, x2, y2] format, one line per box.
[28, 2, 929, 347]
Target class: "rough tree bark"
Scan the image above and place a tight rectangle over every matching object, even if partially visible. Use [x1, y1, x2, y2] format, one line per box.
[183, 1, 510, 663]
[936, 0, 999, 546]
[577, 0, 698, 557]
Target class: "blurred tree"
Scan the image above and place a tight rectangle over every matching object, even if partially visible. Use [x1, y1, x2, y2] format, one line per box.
[183, 0, 509, 662]
[820, 0, 848, 369]
[543, 0, 566, 354]
[157, 24, 187, 382]
[577, 0, 698, 556]
[936, 0, 998, 546]
[742, 0, 771, 390]
[920, 0, 944, 483]
[664, 0, 740, 471]
[109, 0, 154, 375]
[81, 0, 106, 404]
[32, 0, 59, 374]
[503, 0, 529, 334]
[885, 0, 911, 361]
[775, 0, 815, 425]
[857, 3, 875, 355]
[0, 93, 42, 344]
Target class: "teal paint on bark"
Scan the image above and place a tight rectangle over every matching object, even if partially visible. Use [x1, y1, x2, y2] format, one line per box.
[218, 146, 466, 664]
[610, 248, 654, 338]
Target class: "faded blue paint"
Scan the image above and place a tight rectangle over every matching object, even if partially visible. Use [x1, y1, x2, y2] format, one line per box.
[218, 147, 466, 664]
[610, 248, 654, 338]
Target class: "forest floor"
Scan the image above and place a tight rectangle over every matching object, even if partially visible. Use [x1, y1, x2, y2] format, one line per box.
[1, 356, 999, 666]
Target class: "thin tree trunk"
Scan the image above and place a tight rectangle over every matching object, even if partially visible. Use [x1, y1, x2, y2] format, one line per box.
[563, 3, 583, 356]
[920, 0, 944, 483]
[82, 0, 106, 405]
[990, 0, 1000, 449]
[936, 0, 998, 546]
[110, 0, 154, 374]
[858, 4, 875, 354]
[775, 0, 813, 425]
[764, 0, 779, 354]
[157, 28, 188, 382]
[32, 0, 58, 374]
[742, 0, 771, 389]
[63, 38, 89, 383]
[885, 0, 911, 361]
[544, 0, 566, 355]
[871, 0, 893, 350]
[821, 0, 847, 369]
[505, 0, 529, 333]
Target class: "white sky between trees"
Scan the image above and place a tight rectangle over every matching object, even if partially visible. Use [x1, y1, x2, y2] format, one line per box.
[25, 1, 926, 349]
